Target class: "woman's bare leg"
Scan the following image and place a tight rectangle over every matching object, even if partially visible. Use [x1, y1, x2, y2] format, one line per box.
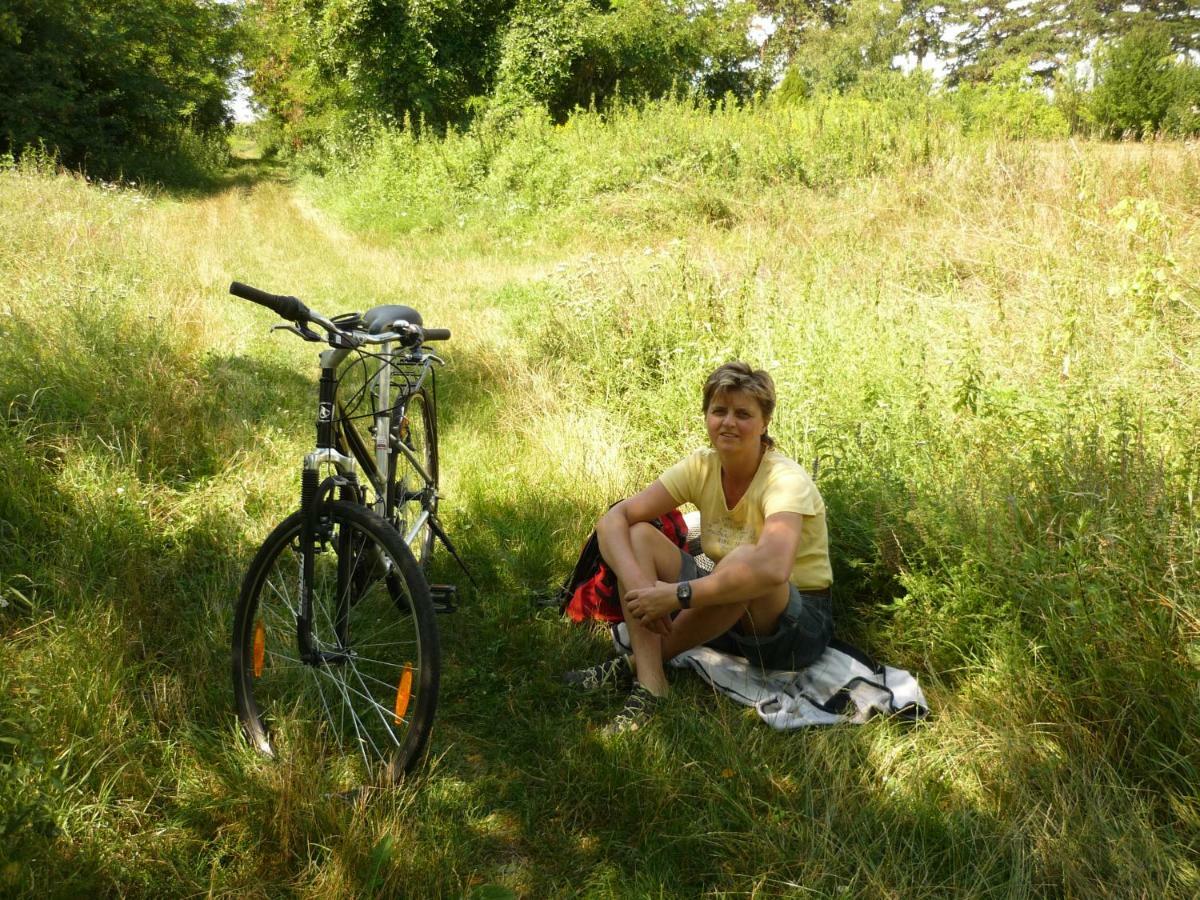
[661, 545, 790, 658]
[611, 523, 684, 696]
[607, 531, 792, 693]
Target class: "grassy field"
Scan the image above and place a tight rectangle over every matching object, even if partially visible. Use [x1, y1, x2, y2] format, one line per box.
[2, 110, 1198, 897]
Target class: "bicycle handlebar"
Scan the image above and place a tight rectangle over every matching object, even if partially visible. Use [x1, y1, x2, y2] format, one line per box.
[230, 281, 311, 323]
[229, 281, 451, 346]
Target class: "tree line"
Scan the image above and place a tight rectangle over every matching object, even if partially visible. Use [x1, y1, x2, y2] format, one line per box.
[1, 1, 1198, 180]
[0, 0, 238, 181]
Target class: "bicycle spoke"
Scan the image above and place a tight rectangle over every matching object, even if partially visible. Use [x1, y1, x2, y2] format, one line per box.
[265, 572, 301, 620]
[309, 664, 401, 733]
[346, 660, 403, 748]
[327, 667, 384, 767]
[343, 651, 416, 670]
[305, 657, 357, 763]
[236, 498, 438, 783]
[342, 643, 420, 659]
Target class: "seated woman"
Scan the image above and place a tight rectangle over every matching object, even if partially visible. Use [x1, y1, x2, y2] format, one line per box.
[564, 361, 833, 733]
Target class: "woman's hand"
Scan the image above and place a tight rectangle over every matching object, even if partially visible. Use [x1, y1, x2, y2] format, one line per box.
[624, 581, 679, 635]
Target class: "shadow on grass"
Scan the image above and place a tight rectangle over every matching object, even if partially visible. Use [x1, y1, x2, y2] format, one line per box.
[10, 280, 1194, 894]
[147, 150, 292, 201]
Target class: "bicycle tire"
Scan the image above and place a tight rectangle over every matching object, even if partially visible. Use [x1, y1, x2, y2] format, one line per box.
[388, 386, 438, 570]
[232, 500, 439, 783]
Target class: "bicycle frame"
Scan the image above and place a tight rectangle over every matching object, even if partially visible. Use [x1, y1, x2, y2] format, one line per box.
[330, 345, 440, 543]
[296, 342, 440, 664]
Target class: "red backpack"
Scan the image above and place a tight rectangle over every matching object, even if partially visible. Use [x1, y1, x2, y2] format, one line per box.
[559, 509, 689, 623]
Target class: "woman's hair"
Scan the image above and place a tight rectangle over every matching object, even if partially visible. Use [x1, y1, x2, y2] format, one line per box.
[702, 361, 777, 448]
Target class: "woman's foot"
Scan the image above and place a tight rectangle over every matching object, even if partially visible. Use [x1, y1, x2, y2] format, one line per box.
[562, 655, 633, 692]
[602, 683, 662, 735]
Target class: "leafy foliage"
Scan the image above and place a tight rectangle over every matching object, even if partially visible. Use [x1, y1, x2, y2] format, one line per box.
[246, 0, 757, 144]
[772, 0, 905, 100]
[492, 0, 757, 122]
[946, 0, 1200, 85]
[1091, 25, 1191, 137]
[1163, 61, 1200, 136]
[243, 0, 516, 146]
[0, 0, 237, 180]
[952, 57, 1069, 138]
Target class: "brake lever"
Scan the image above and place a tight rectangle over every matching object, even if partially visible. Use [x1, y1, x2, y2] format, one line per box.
[271, 322, 323, 342]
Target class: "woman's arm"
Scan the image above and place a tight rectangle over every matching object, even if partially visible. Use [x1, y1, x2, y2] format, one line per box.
[594, 481, 680, 597]
[690, 512, 803, 605]
[624, 512, 804, 623]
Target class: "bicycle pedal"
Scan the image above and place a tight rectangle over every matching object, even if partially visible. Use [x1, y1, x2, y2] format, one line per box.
[430, 583, 458, 614]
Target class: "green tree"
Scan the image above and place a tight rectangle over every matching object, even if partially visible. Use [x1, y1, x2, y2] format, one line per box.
[946, 1, 1199, 85]
[490, 0, 758, 122]
[246, 0, 758, 139]
[1091, 25, 1181, 138]
[243, 0, 515, 136]
[1163, 60, 1200, 136]
[756, 0, 846, 71]
[0, 0, 237, 178]
[772, 0, 905, 100]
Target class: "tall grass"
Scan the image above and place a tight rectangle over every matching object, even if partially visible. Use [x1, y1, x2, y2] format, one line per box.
[308, 93, 966, 244]
[1, 115, 1198, 896]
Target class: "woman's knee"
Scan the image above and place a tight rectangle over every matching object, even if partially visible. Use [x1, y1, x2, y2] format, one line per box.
[629, 521, 660, 543]
[630, 522, 683, 579]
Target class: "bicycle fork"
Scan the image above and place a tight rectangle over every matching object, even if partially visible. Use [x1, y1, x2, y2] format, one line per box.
[298, 357, 359, 666]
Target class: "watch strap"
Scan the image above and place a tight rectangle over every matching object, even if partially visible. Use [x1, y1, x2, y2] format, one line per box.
[676, 580, 692, 609]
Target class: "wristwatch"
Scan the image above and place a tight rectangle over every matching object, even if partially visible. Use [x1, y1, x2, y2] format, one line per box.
[676, 580, 692, 609]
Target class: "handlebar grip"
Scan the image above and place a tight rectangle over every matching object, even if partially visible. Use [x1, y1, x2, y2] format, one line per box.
[229, 281, 311, 323]
[421, 327, 451, 342]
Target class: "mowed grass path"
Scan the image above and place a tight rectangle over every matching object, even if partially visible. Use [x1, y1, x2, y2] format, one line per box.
[2, 138, 1198, 897]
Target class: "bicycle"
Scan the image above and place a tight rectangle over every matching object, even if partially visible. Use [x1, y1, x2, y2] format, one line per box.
[227, 281, 467, 783]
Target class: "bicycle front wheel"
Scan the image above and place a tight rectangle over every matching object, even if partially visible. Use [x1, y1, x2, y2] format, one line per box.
[232, 500, 439, 783]
[388, 386, 438, 570]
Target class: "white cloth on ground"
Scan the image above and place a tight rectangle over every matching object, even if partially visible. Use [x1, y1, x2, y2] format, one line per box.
[611, 621, 929, 730]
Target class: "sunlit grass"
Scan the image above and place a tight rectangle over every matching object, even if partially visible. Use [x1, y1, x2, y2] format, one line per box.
[1, 123, 1198, 895]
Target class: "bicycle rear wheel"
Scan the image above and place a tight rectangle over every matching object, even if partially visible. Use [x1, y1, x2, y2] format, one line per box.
[232, 500, 439, 783]
[388, 386, 438, 570]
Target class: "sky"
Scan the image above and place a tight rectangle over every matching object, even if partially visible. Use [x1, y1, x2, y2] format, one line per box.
[226, 68, 257, 124]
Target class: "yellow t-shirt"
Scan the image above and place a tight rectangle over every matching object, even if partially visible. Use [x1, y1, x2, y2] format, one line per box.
[658, 448, 832, 590]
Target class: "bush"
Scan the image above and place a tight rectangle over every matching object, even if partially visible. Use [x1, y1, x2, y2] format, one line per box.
[1091, 26, 1177, 138]
[1163, 62, 1200, 137]
[487, 0, 757, 122]
[771, 0, 904, 101]
[953, 59, 1070, 139]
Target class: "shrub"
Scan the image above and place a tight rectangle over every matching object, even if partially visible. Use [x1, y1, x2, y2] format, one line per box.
[1163, 61, 1200, 137]
[490, 0, 756, 123]
[0, 0, 236, 183]
[953, 59, 1069, 139]
[1091, 26, 1177, 138]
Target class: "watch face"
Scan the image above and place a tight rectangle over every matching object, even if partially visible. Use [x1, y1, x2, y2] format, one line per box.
[677, 582, 691, 603]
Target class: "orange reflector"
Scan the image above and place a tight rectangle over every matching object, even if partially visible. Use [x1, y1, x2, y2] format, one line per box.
[393, 664, 413, 724]
[253, 621, 265, 677]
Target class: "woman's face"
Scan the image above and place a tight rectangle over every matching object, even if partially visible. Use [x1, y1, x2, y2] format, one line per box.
[705, 388, 767, 455]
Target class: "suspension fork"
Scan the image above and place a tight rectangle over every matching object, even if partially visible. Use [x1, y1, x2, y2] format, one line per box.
[298, 359, 358, 663]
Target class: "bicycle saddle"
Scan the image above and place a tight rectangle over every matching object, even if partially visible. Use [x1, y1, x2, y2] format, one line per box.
[362, 304, 423, 334]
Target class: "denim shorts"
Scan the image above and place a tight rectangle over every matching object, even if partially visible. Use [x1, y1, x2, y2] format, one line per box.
[679, 550, 833, 671]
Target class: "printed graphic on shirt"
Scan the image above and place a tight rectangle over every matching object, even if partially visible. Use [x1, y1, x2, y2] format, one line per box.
[701, 514, 758, 561]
